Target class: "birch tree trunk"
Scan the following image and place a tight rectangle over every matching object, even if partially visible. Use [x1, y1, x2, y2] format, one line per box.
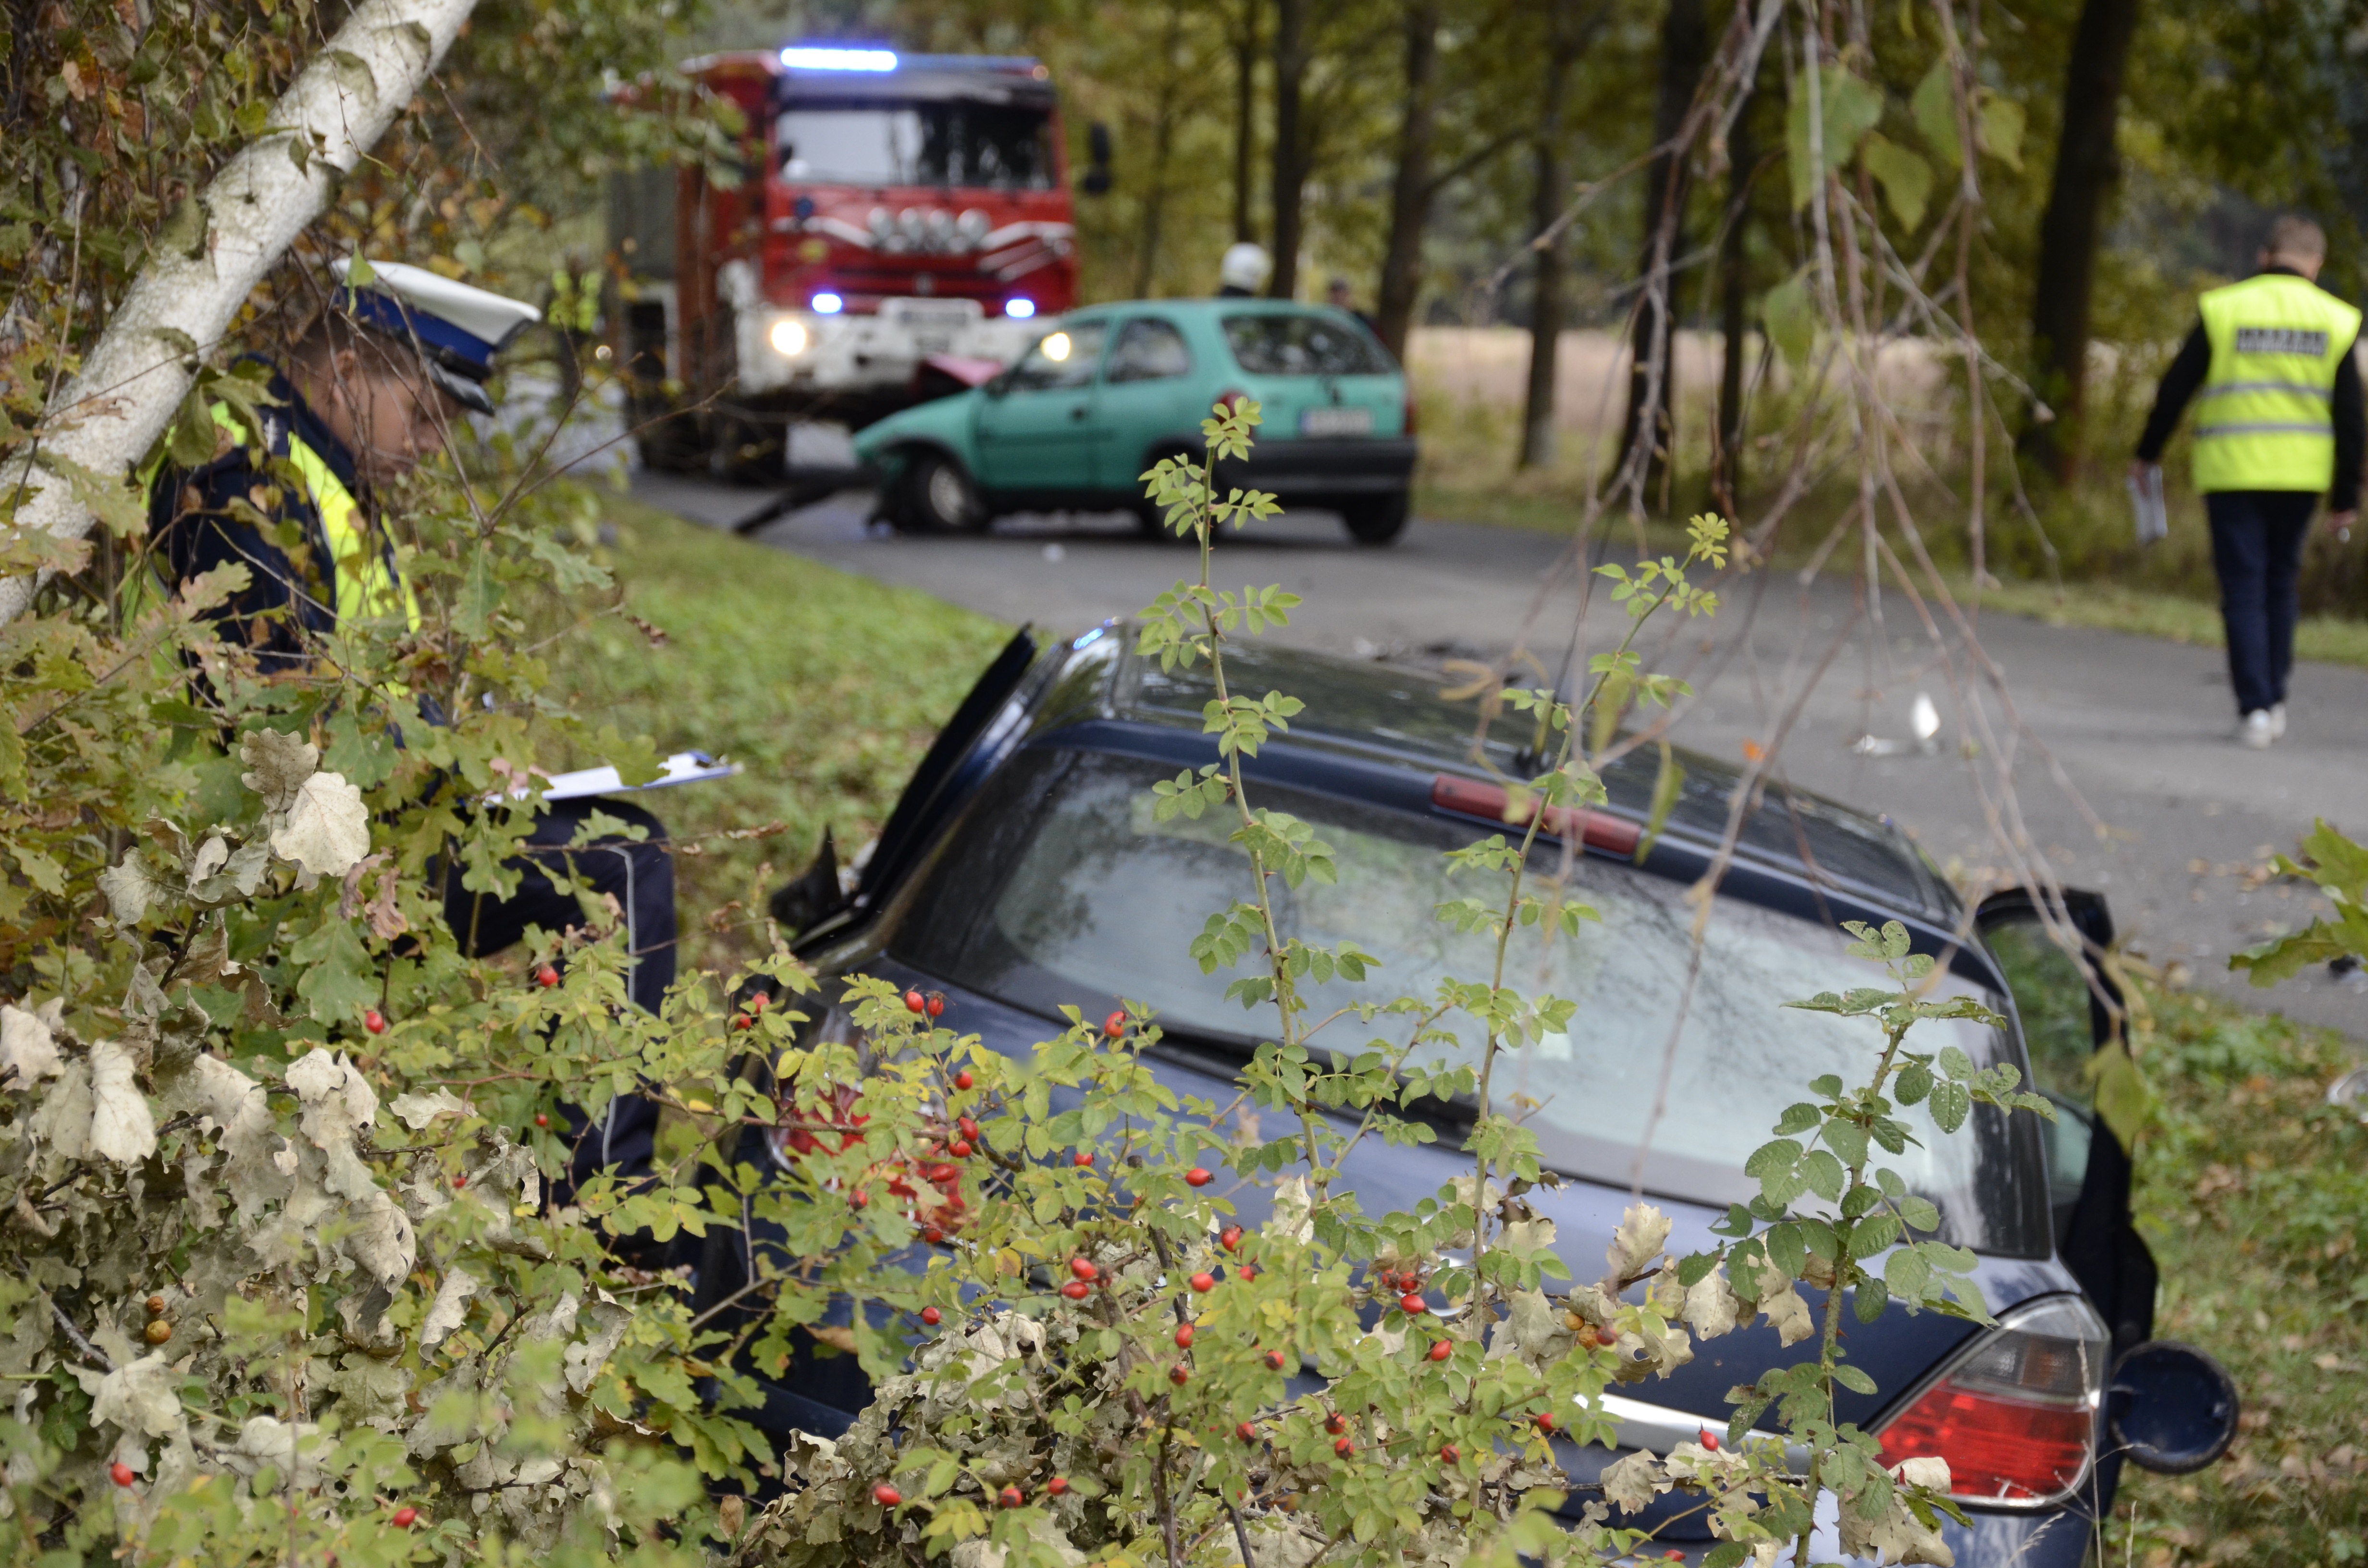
[0, 0, 482, 628]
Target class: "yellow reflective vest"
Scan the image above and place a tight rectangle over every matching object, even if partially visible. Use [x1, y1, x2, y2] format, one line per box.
[2191, 273, 2363, 494]
[195, 401, 422, 632]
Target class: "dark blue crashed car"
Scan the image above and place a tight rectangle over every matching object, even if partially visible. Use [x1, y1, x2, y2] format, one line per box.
[698, 625, 2235, 1564]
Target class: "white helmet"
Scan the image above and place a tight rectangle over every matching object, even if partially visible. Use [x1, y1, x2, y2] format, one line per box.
[1219, 242, 1273, 292]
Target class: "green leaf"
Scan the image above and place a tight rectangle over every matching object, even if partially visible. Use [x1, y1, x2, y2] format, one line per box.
[290, 916, 379, 1025]
[1977, 92, 2026, 171]
[1912, 58, 1963, 166]
[1824, 1119, 1870, 1168]
[1636, 740, 1685, 863]
[1930, 1079, 1971, 1134]
[1894, 1060, 1933, 1105]
[1787, 67, 1886, 207]
[1775, 1102, 1824, 1136]
[1763, 267, 1815, 370]
[1833, 1362, 1878, 1396]
[1854, 1277, 1890, 1322]
[1862, 133, 1933, 230]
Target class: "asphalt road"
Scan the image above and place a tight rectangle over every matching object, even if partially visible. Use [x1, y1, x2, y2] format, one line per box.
[633, 473, 2368, 1039]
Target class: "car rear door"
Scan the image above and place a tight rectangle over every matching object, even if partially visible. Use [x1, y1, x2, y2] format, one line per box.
[1093, 313, 1203, 490]
[1977, 888, 2158, 1356]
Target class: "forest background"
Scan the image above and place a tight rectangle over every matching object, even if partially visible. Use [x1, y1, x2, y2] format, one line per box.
[617, 0, 2368, 617]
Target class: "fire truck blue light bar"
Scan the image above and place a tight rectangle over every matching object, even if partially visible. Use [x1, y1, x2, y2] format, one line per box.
[779, 47, 898, 71]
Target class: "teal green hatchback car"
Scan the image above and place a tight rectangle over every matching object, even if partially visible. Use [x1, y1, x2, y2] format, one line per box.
[853, 299, 1418, 544]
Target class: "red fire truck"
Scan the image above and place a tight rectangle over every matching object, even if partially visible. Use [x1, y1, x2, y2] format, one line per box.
[610, 44, 1102, 480]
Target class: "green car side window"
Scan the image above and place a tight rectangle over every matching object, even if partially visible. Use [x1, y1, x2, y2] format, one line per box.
[1006, 322, 1107, 392]
[1107, 319, 1193, 383]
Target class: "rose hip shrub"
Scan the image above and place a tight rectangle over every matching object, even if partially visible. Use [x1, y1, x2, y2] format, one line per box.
[713, 403, 2057, 1568]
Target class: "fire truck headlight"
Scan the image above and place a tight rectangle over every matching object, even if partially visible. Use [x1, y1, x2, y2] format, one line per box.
[812, 292, 845, 315]
[1006, 297, 1036, 320]
[769, 318, 810, 357]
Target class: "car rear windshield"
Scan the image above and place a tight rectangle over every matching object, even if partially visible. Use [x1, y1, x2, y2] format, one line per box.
[897, 748, 2048, 1256]
[776, 102, 1055, 189]
[1222, 312, 1394, 376]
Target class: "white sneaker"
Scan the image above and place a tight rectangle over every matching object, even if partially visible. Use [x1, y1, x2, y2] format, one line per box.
[2269, 702, 2288, 740]
[2238, 710, 2275, 749]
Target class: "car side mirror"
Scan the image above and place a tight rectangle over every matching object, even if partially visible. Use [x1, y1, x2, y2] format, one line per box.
[2110, 1340, 2239, 1473]
[1080, 121, 1113, 196]
[984, 373, 1011, 399]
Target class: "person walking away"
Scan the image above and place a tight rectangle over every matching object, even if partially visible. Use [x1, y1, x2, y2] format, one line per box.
[1326, 276, 1376, 332]
[1218, 242, 1272, 297]
[149, 257, 677, 1213]
[2133, 214, 2361, 748]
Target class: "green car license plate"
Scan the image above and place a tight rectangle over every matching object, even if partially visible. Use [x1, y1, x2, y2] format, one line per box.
[1299, 406, 1373, 437]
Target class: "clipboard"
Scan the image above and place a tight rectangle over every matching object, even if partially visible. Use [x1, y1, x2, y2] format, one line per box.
[489, 750, 740, 804]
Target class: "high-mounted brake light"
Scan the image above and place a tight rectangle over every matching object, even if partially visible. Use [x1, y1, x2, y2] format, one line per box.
[1431, 775, 1640, 857]
[780, 47, 898, 72]
[1875, 1296, 2107, 1507]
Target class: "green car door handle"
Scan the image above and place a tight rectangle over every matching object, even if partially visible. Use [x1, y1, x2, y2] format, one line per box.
[1069, 405, 1089, 421]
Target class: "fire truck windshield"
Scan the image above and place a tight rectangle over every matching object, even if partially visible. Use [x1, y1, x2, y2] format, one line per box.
[777, 102, 1056, 189]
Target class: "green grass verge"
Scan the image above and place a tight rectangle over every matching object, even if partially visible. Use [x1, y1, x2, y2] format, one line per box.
[543, 496, 1011, 973]
[2104, 982, 2367, 1567]
[1414, 484, 2368, 670]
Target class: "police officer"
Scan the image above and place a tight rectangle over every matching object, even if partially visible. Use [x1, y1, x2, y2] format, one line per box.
[151, 258, 674, 1203]
[1217, 242, 1272, 298]
[2133, 214, 2362, 749]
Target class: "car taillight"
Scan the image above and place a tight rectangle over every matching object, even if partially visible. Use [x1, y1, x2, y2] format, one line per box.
[1402, 387, 1418, 437]
[1215, 387, 1250, 416]
[1875, 1295, 2108, 1507]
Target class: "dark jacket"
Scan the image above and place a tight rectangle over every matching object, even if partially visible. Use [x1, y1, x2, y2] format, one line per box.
[148, 368, 387, 671]
[2135, 266, 2365, 511]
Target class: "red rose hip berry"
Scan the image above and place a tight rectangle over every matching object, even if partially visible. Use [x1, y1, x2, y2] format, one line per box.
[1236, 1421, 1258, 1443]
[1323, 1413, 1345, 1435]
[1185, 1167, 1212, 1187]
[1333, 1437, 1354, 1457]
[1070, 1257, 1099, 1281]
[1047, 1476, 1070, 1496]
[921, 1307, 942, 1325]
[535, 965, 559, 988]
[1061, 1281, 1091, 1300]
[363, 1009, 386, 1035]
[998, 1485, 1024, 1508]
[1400, 1293, 1427, 1315]
[1439, 1444, 1460, 1463]
[1263, 1349, 1287, 1370]
[1169, 1363, 1189, 1385]
[1174, 1324, 1195, 1348]
[1429, 1340, 1452, 1361]
[392, 1506, 419, 1528]
[926, 995, 945, 1018]
[1103, 1011, 1127, 1038]
[1219, 1225, 1243, 1251]
[947, 1139, 972, 1158]
[1190, 1272, 1216, 1293]
[110, 1462, 136, 1487]
[954, 1069, 974, 1090]
[873, 1484, 901, 1507]
[1534, 1413, 1557, 1434]
[1073, 1150, 1094, 1167]
[904, 991, 926, 1014]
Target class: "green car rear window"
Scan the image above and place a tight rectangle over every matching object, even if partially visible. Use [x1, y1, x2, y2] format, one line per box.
[1221, 312, 1393, 376]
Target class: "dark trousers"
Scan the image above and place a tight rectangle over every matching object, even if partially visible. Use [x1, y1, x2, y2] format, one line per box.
[442, 796, 675, 1195]
[2205, 490, 2318, 716]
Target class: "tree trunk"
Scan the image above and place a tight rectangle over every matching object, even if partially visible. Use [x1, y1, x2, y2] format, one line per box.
[1132, 0, 1192, 296]
[1714, 63, 1761, 513]
[1517, 22, 1583, 470]
[1268, 0, 1310, 297]
[1374, 0, 1442, 361]
[0, 0, 482, 627]
[2023, 0, 2144, 480]
[1232, 0, 1262, 243]
[1617, 0, 1712, 508]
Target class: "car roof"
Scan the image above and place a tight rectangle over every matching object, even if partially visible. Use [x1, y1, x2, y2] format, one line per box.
[1033, 631, 1957, 926]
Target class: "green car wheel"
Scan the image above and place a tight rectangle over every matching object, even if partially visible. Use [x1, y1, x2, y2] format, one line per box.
[888, 451, 987, 535]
